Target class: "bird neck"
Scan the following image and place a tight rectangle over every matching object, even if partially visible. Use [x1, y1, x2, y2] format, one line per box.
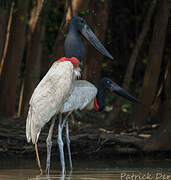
[95, 86, 106, 111]
[69, 23, 78, 32]
[64, 26, 85, 61]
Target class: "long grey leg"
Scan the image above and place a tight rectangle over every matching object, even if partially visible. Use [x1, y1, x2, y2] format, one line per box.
[61, 112, 72, 129]
[46, 115, 56, 175]
[61, 112, 72, 171]
[65, 120, 72, 171]
[57, 113, 65, 174]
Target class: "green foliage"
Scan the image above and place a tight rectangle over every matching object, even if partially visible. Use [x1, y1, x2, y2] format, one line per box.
[18, 0, 22, 6]
[13, 7, 18, 14]
[121, 103, 131, 113]
[79, 9, 90, 17]
[25, 13, 29, 25]
[0, 0, 11, 9]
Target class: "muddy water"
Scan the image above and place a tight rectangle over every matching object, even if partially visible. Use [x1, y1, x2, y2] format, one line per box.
[0, 157, 171, 180]
[1, 169, 171, 180]
[0, 170, 119, 180]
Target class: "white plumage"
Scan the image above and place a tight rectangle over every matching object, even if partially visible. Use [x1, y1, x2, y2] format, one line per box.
[26, 61, 80, 144]
[62, 80, 97, 113]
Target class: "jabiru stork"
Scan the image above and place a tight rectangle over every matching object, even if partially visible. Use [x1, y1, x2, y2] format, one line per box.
[45, 78, 141, 174]
[26, 16, 113, 174]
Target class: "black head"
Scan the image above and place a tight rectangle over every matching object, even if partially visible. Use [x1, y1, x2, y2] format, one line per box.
[69, 16, 86, 32]
[99, 77, 141, 103]
[68, 16, 113, 60]
[99, 78, 115, 91]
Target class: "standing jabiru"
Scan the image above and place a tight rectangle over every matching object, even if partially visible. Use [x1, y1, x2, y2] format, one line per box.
[26, 16, 113, 175]
[45, 78, 141, 174]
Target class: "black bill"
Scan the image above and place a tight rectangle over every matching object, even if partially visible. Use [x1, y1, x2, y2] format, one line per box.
[110, 82, 142, 103]
[81, 24, 113, 60]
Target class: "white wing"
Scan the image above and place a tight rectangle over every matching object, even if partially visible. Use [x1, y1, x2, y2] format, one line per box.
[62, 80, 97, 113]
[26, 61, 74, 144]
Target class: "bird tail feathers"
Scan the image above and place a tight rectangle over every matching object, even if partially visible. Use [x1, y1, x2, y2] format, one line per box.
[26, 106, 40, 144]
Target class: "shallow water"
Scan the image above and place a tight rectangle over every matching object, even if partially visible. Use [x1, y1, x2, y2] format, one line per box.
[1, 169, 171, 180]
[0, 170, 119, 180]
[1, 157, 171, 180]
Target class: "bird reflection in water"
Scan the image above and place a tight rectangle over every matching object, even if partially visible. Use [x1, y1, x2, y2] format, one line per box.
[28, 171, 72, 180]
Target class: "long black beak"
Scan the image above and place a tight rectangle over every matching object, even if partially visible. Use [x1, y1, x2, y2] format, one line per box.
[81, 24, 113, 60]
[110, 82, 142, 103]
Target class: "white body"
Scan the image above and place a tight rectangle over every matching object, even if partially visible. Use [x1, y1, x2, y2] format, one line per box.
[62, 80, 97, 113]
[26, 61, 80, 144]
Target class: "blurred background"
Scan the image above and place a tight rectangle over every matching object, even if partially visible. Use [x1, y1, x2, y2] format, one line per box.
[0, 0, 171, 157]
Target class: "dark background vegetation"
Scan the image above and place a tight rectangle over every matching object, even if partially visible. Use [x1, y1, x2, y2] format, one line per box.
[0, 0, 171, 157]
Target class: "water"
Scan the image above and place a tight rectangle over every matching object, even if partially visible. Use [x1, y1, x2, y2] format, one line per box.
[0, 170, 119, 180]
[1, 169, 171, 180]
[1, 157, 171, 180]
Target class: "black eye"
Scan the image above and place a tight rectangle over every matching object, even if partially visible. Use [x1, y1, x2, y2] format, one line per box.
[81, 20, 84, 24]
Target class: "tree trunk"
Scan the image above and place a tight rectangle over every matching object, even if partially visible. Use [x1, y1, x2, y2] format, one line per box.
[0, 0, 29, 116]
[143, 60, 171, 151]
[106, 0, 157, 126]
[0, 2, 14, 75]
[19, 0, 45, 118]
[0, 7, 9, 63]
[82, 0, 109, 84]
[132, 0, 169, 128]
[123, 0, 157, 90]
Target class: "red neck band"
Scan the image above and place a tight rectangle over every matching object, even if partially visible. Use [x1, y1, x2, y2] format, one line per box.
[94, 97, 99, 111]
[57, 57, 80, 68]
